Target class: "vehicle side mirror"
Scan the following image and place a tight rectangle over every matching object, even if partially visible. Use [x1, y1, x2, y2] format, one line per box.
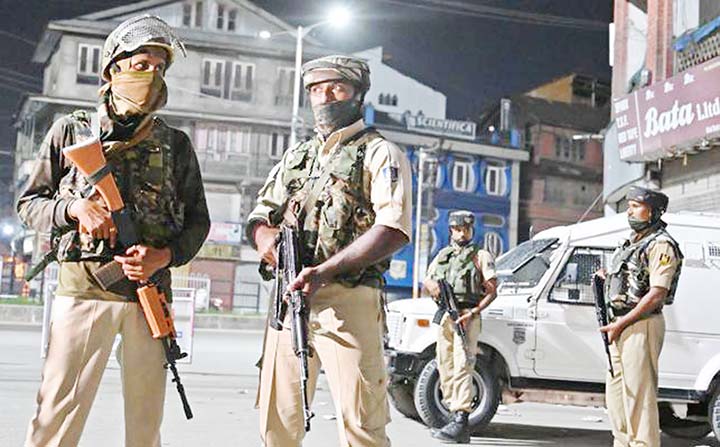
[568, 289, 580, 301]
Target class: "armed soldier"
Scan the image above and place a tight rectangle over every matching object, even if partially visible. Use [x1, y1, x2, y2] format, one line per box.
[248, 55, 412, 446]
[17, 16, 209, 447]
[598, 187, 682, 447]
[422, 210, 497, 444]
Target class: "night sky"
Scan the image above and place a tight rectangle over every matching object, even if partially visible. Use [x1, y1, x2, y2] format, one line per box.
[0, 0, 612, 209]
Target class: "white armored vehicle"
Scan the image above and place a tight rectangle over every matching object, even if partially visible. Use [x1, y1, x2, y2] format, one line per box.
[385, 213, 720, 441]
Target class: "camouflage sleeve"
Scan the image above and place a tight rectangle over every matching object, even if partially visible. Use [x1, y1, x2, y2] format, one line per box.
[244, 156, 287, 248]
[167, 131, 210, 267]
[16, 117, 77, 233]
[425, 253, 441, 280]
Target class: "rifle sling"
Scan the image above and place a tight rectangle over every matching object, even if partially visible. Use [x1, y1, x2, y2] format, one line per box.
[86, 164, 113, 186]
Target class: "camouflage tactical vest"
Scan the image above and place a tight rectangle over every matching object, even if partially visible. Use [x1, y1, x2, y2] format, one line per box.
[605, 226, 683, 312]
[279, 128, 388, 288]
[54, 110, 185, 262]
[429, 243, 484, 306]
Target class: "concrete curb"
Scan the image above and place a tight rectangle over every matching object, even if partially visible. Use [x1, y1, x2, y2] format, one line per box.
[0, 304, 266, 331]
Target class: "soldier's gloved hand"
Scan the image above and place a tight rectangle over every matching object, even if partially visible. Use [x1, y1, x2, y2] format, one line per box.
[68, 196, 118, 248]
[254, 224, 280, 267]
[114, 245, 172, 282]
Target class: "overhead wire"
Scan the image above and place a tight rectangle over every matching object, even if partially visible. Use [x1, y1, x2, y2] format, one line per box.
[0, 74, 41, 92]
[374, 0, 607, 31]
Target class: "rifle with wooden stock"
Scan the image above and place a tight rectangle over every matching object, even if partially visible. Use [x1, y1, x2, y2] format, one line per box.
[62, 135, 193, 419]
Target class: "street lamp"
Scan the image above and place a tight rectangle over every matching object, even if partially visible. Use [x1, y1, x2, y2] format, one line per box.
[259, 5, 352, 147]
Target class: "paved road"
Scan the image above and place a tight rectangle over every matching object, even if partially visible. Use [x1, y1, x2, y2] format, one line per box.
[0, 325, 715, 446]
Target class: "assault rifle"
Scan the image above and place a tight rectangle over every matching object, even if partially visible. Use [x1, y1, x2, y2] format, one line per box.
[432, 279, 467, 344]
[592, 274, 614, 378]
[62, 136, 193, 419]
[269, 225, 314, 432]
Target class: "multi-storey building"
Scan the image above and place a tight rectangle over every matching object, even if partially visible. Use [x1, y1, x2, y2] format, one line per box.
[480, 74, 610, 240]
[607, 1, 720, 212]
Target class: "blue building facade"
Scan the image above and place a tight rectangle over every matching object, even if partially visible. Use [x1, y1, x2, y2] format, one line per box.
[383, 145, 518, 297]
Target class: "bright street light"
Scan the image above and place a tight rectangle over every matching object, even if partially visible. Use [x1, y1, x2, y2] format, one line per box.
[327, 5, 352, 28]
[2, 224, 15, 237]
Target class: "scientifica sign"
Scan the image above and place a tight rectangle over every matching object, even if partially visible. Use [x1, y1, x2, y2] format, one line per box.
[405, 112, 477, 140]
[612, 58, 720, 161]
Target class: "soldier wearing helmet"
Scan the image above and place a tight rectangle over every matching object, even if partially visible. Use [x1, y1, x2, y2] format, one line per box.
[18, 16, 209, 447]
[246, 54, 412, 446]
[422, 210, 498, 443]
[598, 186, 682, 447]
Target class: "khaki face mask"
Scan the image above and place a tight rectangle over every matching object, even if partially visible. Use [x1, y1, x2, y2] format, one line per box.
[109, 71, 167, 117]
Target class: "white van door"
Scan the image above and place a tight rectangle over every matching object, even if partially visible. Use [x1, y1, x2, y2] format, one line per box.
[532, 247, 612, 381]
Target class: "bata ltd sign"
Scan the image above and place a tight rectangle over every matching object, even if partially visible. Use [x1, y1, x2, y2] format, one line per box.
[613, 58, 720, 161]
[405, 112, 477, 140]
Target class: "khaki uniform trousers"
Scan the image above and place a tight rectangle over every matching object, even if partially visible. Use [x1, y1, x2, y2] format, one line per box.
[257, 283, 391, 447]
[25, 296, 167, 447]
[436, 311, 482, 413]
[606, 313, 665, 447]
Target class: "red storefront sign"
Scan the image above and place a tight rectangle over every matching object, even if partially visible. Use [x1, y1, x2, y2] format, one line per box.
[613, 57, 720, 161]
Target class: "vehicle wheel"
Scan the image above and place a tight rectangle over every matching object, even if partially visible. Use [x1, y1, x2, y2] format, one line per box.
[659, 402, 711, 440]
[413, 358, 500, 432]
[710, 386, 720, 444]
[388, 379, 420, 420]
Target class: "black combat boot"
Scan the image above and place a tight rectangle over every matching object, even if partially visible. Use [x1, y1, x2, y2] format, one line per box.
[431, 411, 471, 443]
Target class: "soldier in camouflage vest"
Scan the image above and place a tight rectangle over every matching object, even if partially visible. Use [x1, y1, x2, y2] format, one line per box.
[599, 186, 682, 447]
[423, 210, 497, 444]
[16, 16, 209, 447]
[247, 55, 412, 446]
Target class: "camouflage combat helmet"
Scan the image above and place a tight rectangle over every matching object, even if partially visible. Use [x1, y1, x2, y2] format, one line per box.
[448, 210, 475, 228]
[101, 15, 186, 82]
[301, 55, 371, 96]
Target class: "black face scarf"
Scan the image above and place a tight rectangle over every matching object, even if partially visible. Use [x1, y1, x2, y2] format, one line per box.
[312, 99, 363, 136]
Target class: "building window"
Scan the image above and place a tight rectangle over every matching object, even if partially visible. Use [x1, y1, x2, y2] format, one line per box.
[182, 1, 204, 27]
[378, 93, 399, 106]
[231, 62, 254, 102]
[201, 59, 224, 97]
[195, 124, 252, 160]
[485, 165, 505, 196]
[77, 44, 101, 84]
[215, 3, 239, 31]
[555, 135, 586, 161]
[182, 3, 192, 26]
[269, 132, 289, 159]
[482, 214, 505, 227]
[275, 67, 295, 106]
[484, 231, 504, 257]
[228, 9, 237, 31]
[229, 128, 251, 154]
[216, 4, 225, 29]
[452, 160, 475, 192]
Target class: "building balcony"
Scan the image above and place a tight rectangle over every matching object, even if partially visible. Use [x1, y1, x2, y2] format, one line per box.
[674, 15, 720, 73]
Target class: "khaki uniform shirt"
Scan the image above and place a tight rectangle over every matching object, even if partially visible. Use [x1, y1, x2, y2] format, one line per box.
[647, 240, 679, 290]
[248, 119, 412, 240]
